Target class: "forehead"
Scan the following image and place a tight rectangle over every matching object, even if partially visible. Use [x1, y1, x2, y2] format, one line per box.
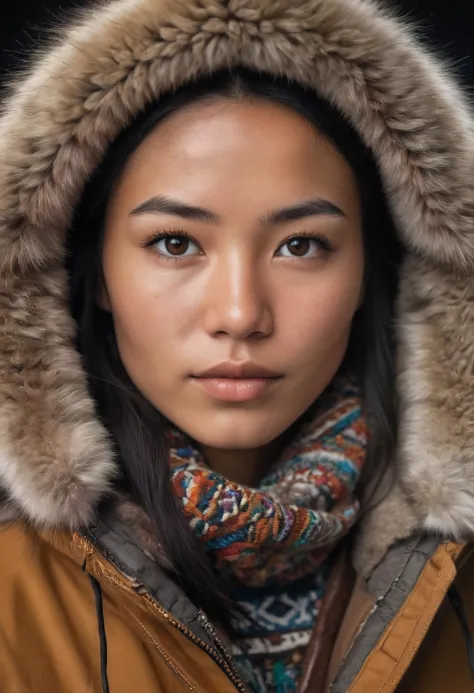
[110, 98, 360, 218]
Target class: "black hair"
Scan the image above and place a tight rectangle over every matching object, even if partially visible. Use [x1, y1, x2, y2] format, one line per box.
[67, 67, 403, 623]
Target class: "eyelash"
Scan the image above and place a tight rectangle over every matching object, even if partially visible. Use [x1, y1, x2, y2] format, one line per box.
[142, 227, 336, 260]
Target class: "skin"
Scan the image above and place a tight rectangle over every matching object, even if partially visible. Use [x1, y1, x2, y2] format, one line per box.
[100, 98, 364, 486]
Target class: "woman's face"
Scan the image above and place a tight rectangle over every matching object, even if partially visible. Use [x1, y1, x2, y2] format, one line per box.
[101, 98, 364, 452]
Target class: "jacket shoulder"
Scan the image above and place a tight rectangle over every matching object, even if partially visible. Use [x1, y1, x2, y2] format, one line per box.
[0, 521, 103, 692]
[0, 519, 80, 579]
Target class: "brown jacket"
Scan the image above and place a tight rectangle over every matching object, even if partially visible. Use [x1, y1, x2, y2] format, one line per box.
[1, 0, 474, 691]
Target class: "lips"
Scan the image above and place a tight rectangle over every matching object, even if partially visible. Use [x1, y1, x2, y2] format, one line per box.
[192, 362, 282, 379]
[191, 362, 283, 402]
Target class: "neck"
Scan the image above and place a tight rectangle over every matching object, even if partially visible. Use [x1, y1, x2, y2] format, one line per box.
[198, 430, 295, 487]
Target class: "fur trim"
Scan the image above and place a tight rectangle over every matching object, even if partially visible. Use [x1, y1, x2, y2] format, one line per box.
[0, 271, 115, 527]
[112, 494, 174, 571]
[396, 257, 474, 537]
[0, 0, 474, 551]
[353, 481, 419, 578]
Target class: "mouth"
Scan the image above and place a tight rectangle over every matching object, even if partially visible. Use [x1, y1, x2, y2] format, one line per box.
[190, 362, 283, 403]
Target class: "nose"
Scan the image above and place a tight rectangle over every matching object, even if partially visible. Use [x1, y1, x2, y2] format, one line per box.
[203, 253, 274, 340]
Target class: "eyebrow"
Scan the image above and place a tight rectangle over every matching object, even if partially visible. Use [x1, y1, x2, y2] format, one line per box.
[261, 198, 346, 224]
[129, 195, 345, 224]
[130, 195, 219, 223]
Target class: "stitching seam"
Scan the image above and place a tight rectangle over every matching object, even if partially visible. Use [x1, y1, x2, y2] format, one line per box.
[347, 544, 453, 693]
[130, 612, 201, 693]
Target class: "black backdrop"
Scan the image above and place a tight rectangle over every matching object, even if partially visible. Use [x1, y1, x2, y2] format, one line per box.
[1, 1, 474, 87]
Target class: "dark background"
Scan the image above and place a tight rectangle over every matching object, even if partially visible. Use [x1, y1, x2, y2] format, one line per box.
[1, 1, 474, 89]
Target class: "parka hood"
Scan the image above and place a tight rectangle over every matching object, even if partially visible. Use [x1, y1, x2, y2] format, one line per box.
[1, 0, 474, 571]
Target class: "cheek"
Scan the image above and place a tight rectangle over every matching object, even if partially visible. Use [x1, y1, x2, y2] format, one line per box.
[101, 251, 199, 400]
[109, 282, 177, 355]
[108, 285, 180, 406]
[282, 267, 363, 370]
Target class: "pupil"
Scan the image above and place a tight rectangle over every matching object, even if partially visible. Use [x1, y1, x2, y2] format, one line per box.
[289, 238, 309, 256]
[165, 237, 188, 255]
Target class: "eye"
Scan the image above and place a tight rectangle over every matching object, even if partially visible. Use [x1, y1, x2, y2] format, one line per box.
[147, 231, 201, 259]
[276, 233, 334, 258]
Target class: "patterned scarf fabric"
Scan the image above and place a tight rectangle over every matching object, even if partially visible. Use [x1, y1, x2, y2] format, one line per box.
[168, 379, 367, 692]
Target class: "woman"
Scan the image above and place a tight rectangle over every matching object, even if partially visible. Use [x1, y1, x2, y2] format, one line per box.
[0, 1, 474, 692]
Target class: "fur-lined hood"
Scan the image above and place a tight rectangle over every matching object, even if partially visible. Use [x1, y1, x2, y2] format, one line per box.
[1, 0, 474, 572]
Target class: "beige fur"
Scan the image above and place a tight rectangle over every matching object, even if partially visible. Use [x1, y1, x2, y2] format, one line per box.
[1, 0, 474, 566]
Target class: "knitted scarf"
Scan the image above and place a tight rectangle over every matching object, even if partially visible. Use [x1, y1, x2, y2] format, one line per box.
[168, 379, 366, 692]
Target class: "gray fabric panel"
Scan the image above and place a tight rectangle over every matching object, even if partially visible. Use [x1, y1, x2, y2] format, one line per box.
[367, 534, 441, 597]
[83, 508, 213, 647]
[331, 534, 443, 693]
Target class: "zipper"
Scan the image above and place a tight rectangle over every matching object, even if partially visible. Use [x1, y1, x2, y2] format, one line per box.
[80, 535, 249, 693]
[198, 610, 243, 672]
[139, 588, 249, 693]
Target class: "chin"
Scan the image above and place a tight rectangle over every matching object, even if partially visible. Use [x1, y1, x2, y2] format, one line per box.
[198, 432, 275, 451]
[182, 409, 287, 451]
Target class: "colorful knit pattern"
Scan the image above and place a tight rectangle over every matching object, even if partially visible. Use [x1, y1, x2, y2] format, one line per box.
[169, 379, 366, 587]
[229, 567, 331, 692]
[168, 378, 366, 692]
